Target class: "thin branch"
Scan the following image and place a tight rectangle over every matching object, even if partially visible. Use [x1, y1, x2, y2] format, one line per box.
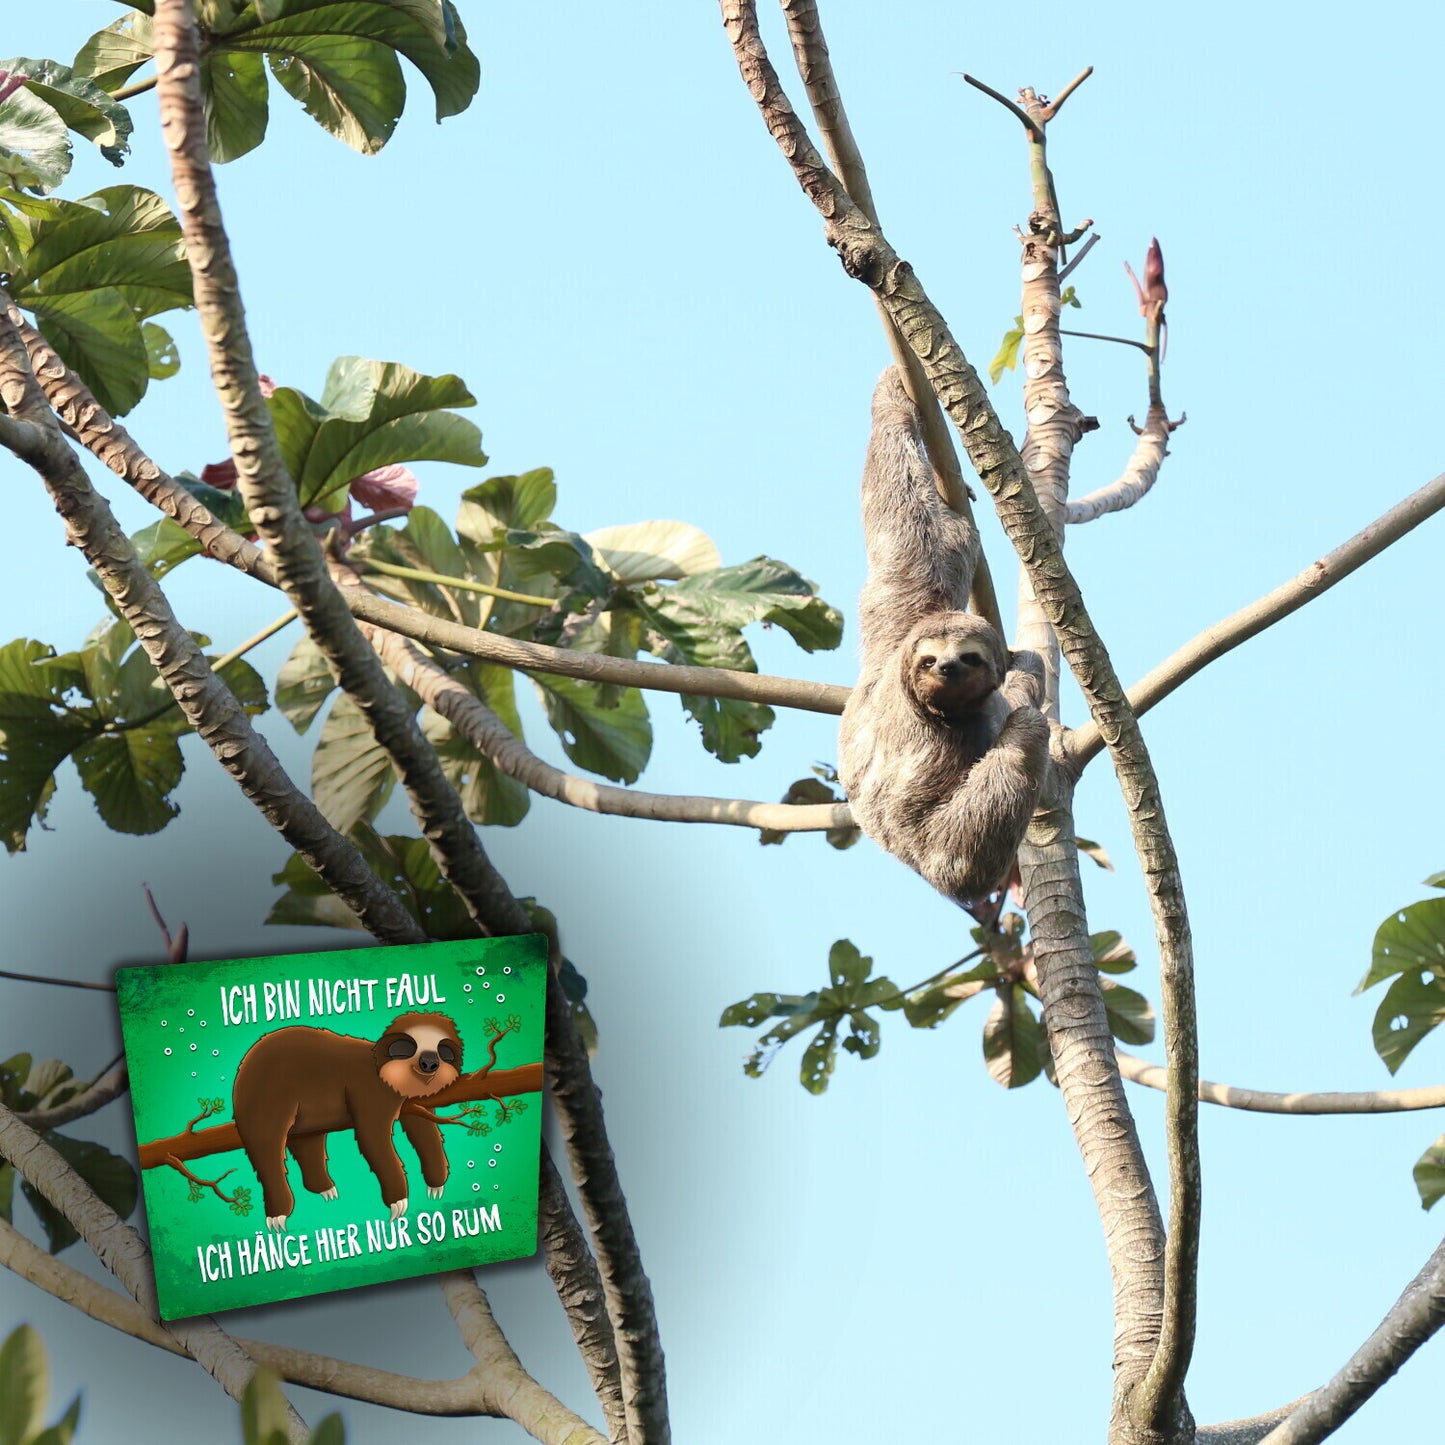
[1068, 471, 1445, 767]
[1042, 65, 1095, 121]
[112, 74, 157, 102]
[0, 1105, 308, 1439]
[163, 1154, 244, 1206]
[1118, 1053, 1445, 1114]
[781, 0, 1003, 634]
[18, 1060, 129, 1131]
[1257, 1235, 1445, 1445]
[153, 0, 536, 941]
[0, 303, 423, 947]
[539, 1147, 628, 1444]
[1058, 328, 1154, 354]
[441, 1272, 609, 1445]
[0, 968, 115, 992]
[1066, 408, 1174, 525]
[207, 608, 298, 674]
[15, 315, 849, 718]
[960, 73, 1040, 136]
[0, 1213, 524, 1416]
[367, 626, 850, 832]
[720, 8, 1198, 1429]
[1055, 231, 1101, 282]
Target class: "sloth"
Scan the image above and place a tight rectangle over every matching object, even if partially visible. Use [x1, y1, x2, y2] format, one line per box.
[231, 1011, 464, 1232]
[838, 368, 1049, 906]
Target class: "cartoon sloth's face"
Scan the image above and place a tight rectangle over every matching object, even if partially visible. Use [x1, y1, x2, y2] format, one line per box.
[378, 1023, 462, 1098]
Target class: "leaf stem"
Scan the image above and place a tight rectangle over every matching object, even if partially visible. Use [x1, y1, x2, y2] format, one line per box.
[359, 557, 557, 608]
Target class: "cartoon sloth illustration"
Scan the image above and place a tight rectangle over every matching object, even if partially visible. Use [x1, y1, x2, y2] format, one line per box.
[231, 1011, 464, 1232]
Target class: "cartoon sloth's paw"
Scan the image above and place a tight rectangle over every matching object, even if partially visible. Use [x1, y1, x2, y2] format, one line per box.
[389, 1198, 409, 1221]
[321, 1188, 338, 1201]
[266, 1214, 288, 1232]
[427, 1185, 443, 1200]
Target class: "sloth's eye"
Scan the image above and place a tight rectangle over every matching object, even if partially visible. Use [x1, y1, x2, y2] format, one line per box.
[387, 1037, 417, 1059]
[961, 654, 982, 667]
[919, 656, 936, 670]
[438, 1042, 457, 1064]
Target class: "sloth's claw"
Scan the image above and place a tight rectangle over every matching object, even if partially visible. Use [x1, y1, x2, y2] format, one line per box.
[321, 1188, 338, 1201]
[427, 1185, 443, 1199]
[266, 1215, 288, 1232]
[390, 1198, 409, 1221]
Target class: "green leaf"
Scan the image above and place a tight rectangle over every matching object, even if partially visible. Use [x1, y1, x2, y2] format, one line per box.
[119, 517, 201, 583]
[841, 1010, 881, 1060]
[26, 288, 148, 418]
[1060, 284, 1082, 309]
[268, 824, 481, 940]
[0, 1323, 46, 1445]
[1371, 970, 1445, 1075]
[1101, 979, 1155, 1046]
[20, 1134, 138, 1254]
[584, 520, 721, 584]
[270, 357, 486, 511]
[456, 469, 556, 547]
[142, 320, 179, 379]
[0, 639, 96, 852]
[0, 86, 71, 194]
[275, 635, 336, 733]
[530, 673, 651, 785]
[827, 939, 871, 994]
[648, 558, 843, 654]
[307, 1414, 346, 1445]
[7, 58, 133, 168]
[201, 47, 270, 162]
[175, 471, 251, 532]
[311, 692, 396, 833]
[422, 665, 531, 827]
[799, 1020, 839, 1095]
[758, 775, 859, 850]
[74, 13, 155, 95]
[989, 318, 1025, 384]
[0, 1164, 13, 1225]
[983, 985, 1043, 1088]
[241, 1370, 292, 1445]
[719, 992, 788, 1028]
[1090, 930, 1137, 975]
[1414, 1134, 1445, 1210]
[1076, 836, 1114, 871]
[1359, 897, 1445, 993]
[72, 729, 183, 834]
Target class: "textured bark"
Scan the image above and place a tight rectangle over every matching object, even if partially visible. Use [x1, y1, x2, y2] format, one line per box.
[442, 1272, 608, 1445]
[540, 1148, 629, 1443]
[0, 309, 424, 946]
[368, 625, 849, 832]
[0, 1107, 308, 1439]
[1067, 409, 1172, 525]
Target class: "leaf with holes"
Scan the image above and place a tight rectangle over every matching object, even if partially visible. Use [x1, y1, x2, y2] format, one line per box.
[799, 1020, 839, 1095]
[1371, 969, 1445, 1075]
[1358, 896, 1445, 993]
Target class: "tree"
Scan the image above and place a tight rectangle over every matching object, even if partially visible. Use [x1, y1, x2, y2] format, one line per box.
[1, 3, 1443, 1443]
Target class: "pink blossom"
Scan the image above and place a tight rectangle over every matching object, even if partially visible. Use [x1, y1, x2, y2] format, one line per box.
[349, 463, 418, 513]
[0, 73, 29, 107]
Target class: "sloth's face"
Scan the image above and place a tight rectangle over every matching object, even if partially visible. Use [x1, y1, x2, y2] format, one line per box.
[379, 1023, 463, 1098]
[909, 633, 999, 718]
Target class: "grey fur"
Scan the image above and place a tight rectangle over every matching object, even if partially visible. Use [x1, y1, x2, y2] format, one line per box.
[839, 368, 1049, 905]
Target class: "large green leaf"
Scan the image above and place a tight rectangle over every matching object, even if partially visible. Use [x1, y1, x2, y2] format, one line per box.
[530, 673, 651, 785]
[266, 36, 406, 155]
[275, 635, 336, 733]
[20, 1133, 138, 1254]
[3, 58, 133, 165]
[72, 727, 185, 835]
[311, 692, 396, 833]
[456, 469, 556, 547]
[26, 289, 147, 418]
[203, 47, 270, 163]
[645, 558, 843, 654]
[0, 86, 70, 194]
[269, 357, 486, 511]
[583, 520, 721, 584]
[1371, 969, 1445, 1075]
[983, 984, 1044, 1089]
[0, 640, 94, 853]
[268, 823, 481, 940]
[1358, 896, 1445, 992]
[73, 12, 155, 94]
[423, 664, 531, 827]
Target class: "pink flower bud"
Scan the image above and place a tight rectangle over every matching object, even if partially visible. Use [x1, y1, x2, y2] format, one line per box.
[349, 463, 419, 513]
[0, 73, 29, 107]
[200, 459, 238, 489]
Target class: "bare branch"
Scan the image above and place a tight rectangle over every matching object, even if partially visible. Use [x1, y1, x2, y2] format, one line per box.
[1042, 66, 1095, 120]
[1195, 1403, 1308, 1445]
[540, 1147, 628, 1443]
[0, 968, 115, 992]
[1257, 1236, 1445, 1445]
[18, 1061, 128, 1131]
[368, 626, 849, 832]
[1118, 1052, 1445, 1114]
[960, 73, 1040, 136]
[1066, 408, 1174, 525]
[0, 304, 423, 947]
[1068, 471, 1445, 767]
[0, 1105, 308, 1439]
[781, 0, 1003, 634]
[441, 1272, 609, 1445]
[1055, 230, 1101, 283]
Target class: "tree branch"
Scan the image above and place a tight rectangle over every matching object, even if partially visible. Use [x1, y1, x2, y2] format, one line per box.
[1256, 1235, 1445, 1445]
[1069, 471, 1445, 766]
[17, 1061, 129, 1131]
[0, 1105, 308, 1438]
[441, 1271, 608, 1445]
[1118, 1053, 1445, 1114]
[539, 1147, 628, 1443]
[367, 624, 849, 833]
[1066, 407, 1175, 525]
[780, 0, 1004, 635]
[720, 7, 1198, 1430]
[0, 304, 424, 947]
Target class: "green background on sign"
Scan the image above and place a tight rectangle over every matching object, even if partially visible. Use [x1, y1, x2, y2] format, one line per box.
[115, 935, 546, 1319]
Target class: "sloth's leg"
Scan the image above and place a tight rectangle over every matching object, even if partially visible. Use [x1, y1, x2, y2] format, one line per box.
[924, 708, 1050, 903]
[400, 1113, 450, 1198]
[239, 1110, 297, 1230]
[288, 1133, 336, 1199]
[352, 1116, 410, 1217]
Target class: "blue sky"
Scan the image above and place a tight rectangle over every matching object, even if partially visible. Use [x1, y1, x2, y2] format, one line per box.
[3, 3, 1444, 1441]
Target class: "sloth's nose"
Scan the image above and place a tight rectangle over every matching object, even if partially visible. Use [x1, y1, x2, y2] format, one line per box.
[418, 1052, 439, 1073]
[936, 660, 959, 678]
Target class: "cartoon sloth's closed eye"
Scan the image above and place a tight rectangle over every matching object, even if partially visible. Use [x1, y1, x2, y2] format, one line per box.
[231, 1012, 463, 1232]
